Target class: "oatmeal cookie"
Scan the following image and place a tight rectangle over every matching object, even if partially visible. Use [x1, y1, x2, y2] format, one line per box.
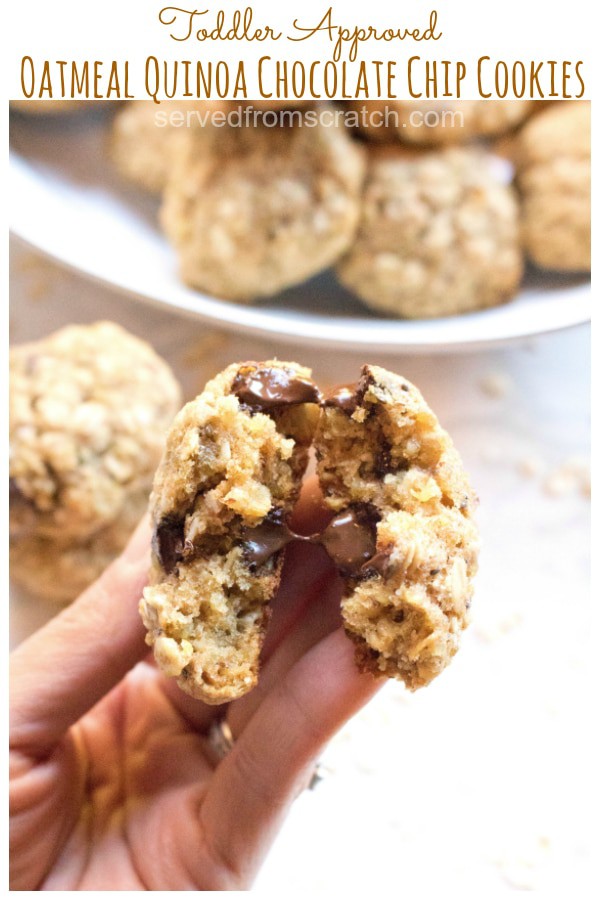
[160, 112, 366, 300]
[110, 100, 230, 194]
[10, 322, 181, 541]
[314, 366, 479, 689]
[10, 491, 146, 605]
[348, 99, 535, 145]
[515, 101, 590, 272]
[139, 361, 322, 704]
[336, 147, 523, 318]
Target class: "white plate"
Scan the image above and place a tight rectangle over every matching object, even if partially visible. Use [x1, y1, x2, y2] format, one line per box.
[9, 107, 591, 354]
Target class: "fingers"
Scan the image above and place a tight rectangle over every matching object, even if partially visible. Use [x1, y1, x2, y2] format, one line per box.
[198, 629, 382, 885]
[10, 517, 151, 756]
[228, 551, 342, 735]
[252, 475, 333, 660]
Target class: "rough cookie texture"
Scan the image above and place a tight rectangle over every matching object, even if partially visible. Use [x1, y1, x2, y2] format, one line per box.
[515, 101, 590, 272]
[315, 366, 479, 689]
[10, 322, 181, 541]
[349, 100, 535, 145]
[110, 100, 229, 194]
[337, 147, 523, 318]
[10, 491, 147, 605]
[160, 113, 366, 300]
[140, 361, 321, 704]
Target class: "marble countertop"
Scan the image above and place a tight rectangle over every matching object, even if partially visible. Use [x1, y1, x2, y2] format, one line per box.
[10, 240, 592, 892]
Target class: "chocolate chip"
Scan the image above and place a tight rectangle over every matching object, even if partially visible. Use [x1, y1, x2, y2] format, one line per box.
[232, 365, 322, 412]
[361, 551, 392, 578]
[241, 508, 296, 571]
[318, 508, 378, 577]
[323, 383, 358, 414]
[241, 503, 385, 580]
[154, 517, 186, 575]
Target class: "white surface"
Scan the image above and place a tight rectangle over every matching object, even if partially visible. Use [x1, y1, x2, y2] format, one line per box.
[9, 105, 591, 354]
[9, 242, 593, 892]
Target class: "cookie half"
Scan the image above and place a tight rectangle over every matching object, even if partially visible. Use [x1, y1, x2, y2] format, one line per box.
[314, 366, 479, 689]
[140, 361, 321, 704]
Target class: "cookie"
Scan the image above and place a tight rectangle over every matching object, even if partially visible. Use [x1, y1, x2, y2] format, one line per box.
[348, 100, 535, 145]
[110, 100, 230, 194]
[336, 146, 523, 318]
[160, 111, 366, 300]
[515, 101, 590, 272]
[314, 366, 479, 688]
[139, 361, 322, 704]
[10, 490, 147, 605]
[140, 360, 479, 698]
[10, 322, 181, 542]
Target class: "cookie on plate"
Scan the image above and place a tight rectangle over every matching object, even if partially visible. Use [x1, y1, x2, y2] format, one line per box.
[139, 361, 322, 704]
[348, 99, 535, 145]
[160, 111, 366, 300]
[315, 366, 479, 688]
[336, 146, 523, 318]
[10, 321, 181, 541]
[110, 100, 230, 194]
[515, 101, 590, 272]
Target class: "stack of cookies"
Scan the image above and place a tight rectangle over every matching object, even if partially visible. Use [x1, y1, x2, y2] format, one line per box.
[9, 321, 181, 604]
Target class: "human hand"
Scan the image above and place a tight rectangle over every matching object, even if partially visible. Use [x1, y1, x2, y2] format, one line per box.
[10, 477, 381, 890]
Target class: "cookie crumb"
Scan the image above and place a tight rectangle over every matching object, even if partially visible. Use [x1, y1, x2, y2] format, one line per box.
[543, 457, 590, 498]
[517, 455, 544, 478]
[479, 371, 513, 398]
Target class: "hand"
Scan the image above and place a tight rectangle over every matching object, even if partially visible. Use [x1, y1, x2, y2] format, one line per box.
[10, 478, 381, 890]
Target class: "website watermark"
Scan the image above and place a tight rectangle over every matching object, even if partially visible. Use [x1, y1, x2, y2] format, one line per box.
[153, 104, 465, 132]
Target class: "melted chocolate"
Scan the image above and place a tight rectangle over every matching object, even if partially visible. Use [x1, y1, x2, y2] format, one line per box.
[318, 509, 378, 576]
[323, 384, 358, 414]
[241, 509, 297, 570]
[240, 505, 384, 578]
[360, 550, 391, 578]
[154, 517, 186, 575]
[232, 366, 322, 412]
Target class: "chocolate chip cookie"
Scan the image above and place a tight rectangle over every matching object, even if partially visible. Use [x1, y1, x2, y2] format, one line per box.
[160, 112, 366, 300]
[139, 361, 322, 704]
[10, 321, 181, 542]
[141, 360, 479, 701]
[336, 146, 523, 318]
[110, 100, 230, 194]
[315, 366, 479, 689]
[515, 101, 590, 272]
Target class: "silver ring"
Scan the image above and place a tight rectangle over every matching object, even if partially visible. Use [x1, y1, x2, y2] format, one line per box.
[207, 719, 235, 761]
[307, 762, 329, 791]
[207, 719, 328, 790]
